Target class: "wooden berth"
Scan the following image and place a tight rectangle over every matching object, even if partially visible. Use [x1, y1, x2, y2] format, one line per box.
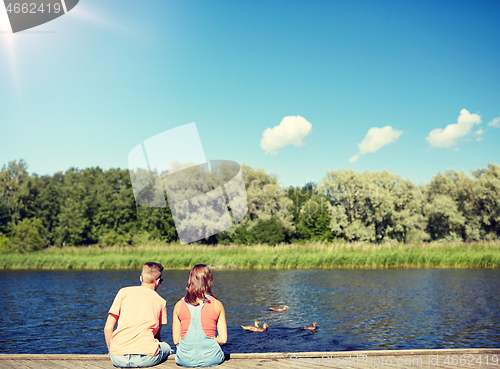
[1, 348, 499, 368]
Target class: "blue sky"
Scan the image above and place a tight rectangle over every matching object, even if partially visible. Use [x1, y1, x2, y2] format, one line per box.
[1, 0, 499, 187]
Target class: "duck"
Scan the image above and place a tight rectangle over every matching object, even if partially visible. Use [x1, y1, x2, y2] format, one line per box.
[240, 321, 261, 330]
[243, 323, 269, 332]
[303, 322, 317, 331]
[270, 305, 289, 312]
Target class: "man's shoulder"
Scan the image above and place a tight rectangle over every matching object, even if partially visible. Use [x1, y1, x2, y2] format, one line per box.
[152, 290, 167, 305]
[143, 287, 167, 305]
[117, 286, 141, 294]
[116, 286, 166, 305]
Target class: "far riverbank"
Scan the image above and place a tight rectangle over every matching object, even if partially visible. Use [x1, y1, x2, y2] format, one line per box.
[1, 241, 499, 269]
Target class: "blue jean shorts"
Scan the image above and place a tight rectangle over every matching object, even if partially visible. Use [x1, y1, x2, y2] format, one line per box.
[110, 342, 172, 368]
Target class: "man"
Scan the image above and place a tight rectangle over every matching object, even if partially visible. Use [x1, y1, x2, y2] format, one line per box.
[104, 262, 171, 368]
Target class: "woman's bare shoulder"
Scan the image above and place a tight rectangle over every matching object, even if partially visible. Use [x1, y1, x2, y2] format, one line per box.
[173, 299, 183, 312]
[211, 298, 224, 312]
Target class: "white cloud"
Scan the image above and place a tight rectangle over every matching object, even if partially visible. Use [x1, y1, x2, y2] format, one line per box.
[426, 109, 482, 148]
[488, 117, 500, 128]
[348, 155, 359, 163]
[260, 115, 312, 155]
[349, 126, 402, 162]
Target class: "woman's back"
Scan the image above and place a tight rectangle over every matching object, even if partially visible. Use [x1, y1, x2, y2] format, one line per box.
[177, 297, 219, 339]
[172, 264, 227, 367]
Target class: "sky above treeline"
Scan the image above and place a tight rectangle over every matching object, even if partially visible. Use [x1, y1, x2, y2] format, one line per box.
[1, 0, 499, 186]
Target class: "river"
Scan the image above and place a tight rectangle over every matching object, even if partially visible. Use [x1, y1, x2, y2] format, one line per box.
[0, 269, 499, 354]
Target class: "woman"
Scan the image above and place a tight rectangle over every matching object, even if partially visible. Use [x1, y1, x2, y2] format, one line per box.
[172, 264, 227, 367]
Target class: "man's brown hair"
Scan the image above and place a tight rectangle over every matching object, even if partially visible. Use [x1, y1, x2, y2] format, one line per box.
[142, 262, 163, 283]
[184, 264, 215, 305]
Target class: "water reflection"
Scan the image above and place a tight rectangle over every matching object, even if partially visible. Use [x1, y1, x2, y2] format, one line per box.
[0, 269, 498, 354]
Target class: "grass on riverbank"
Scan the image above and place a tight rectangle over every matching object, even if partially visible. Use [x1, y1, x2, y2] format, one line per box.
[1, 241, 500, 270]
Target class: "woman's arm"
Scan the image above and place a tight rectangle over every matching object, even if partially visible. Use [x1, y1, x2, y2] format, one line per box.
[214, 300, 227, 344]
[172, 301, 181, 345]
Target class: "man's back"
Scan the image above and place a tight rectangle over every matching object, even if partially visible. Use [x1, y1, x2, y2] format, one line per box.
[109, 285, 167, 356]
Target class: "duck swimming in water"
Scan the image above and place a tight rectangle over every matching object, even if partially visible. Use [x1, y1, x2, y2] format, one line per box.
[303, 322, 317, 331]
[243, 323, 269, 332]
[241, 321, 260, 330]
[270, 305, 289, 312]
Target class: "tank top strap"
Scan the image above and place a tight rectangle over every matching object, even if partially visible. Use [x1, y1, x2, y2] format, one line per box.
[181, 297, 207, 324]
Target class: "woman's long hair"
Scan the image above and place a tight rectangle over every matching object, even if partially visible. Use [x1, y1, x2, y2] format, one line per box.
[184, 264, 215, 305]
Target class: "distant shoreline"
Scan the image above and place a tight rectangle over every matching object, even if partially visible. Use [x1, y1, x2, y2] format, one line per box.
[1, 241, 499, 270]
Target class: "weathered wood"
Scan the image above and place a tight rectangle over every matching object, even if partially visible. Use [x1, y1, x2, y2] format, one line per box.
[1, 349, 499, 369]
[0, 360, 30, 369]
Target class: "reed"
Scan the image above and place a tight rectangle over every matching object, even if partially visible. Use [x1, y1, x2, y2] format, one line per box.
[0, 241, 499, 270]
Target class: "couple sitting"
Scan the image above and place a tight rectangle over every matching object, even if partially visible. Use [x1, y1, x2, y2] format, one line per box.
[104, 262, 226, 368]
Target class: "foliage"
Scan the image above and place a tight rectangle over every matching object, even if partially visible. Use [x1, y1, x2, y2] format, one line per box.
[323, 169, 427, 243]
[0, 159, 499, 251]
[0, 232, 9, 253]
[7, 218, 46, 252]
[295, 195, 333, 242]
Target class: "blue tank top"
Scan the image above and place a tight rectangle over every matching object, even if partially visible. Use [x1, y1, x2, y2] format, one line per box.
[175, 297, 225, 367]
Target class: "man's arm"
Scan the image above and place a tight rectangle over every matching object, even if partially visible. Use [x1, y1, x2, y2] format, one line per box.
[155, 302, 167, 341]
[104, 313, 118, 353]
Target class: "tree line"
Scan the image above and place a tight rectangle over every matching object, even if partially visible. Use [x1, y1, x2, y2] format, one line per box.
[0, 160, 499, 252]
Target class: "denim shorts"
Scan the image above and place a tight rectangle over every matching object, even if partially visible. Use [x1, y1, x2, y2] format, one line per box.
[110, 342, 172, 368]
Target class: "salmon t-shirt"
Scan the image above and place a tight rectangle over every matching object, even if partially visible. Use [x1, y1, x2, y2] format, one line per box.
[108, 286, 167, 356]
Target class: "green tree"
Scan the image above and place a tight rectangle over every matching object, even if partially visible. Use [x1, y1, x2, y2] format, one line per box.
[0, 197, 9, 235]
[249, 217, 285, 245]
[471, 164, 500, 240]
[295, 195, 333, 242]
[424, 194, 465, 241]
[216, 165, 295, 244]
[0, 160, 31, 224]
[0, 231, 9, 253]
[8, 218, 46, 252]
[323, 169, 426, 243]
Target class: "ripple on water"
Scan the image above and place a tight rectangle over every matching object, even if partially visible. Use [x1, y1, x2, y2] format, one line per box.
[0, 269, 499, 353]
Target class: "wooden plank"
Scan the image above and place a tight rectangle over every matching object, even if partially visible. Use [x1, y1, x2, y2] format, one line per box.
[80, 360, 114, 369]
[32, 360, 68, 369]
[273, 358, 316, 368]
[0, 360, 31, 369]
[1, 349, 500, 361]
[46, 360, 92, 369]
[7, 361, 48, 369]
[0, 355, 108, 361]
[216, 361, 244, 369]
[45, 361, 91, 369]
[0, 349, 499, 369]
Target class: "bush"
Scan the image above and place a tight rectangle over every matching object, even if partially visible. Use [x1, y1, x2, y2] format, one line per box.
[249, 217, 285, 245]
[0, 232, 9, 253]
[99, 230, 133, 247]
[8, 218, 46, 252]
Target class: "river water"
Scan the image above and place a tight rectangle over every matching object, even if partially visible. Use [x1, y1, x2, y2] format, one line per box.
[0, 269, 499, 354]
